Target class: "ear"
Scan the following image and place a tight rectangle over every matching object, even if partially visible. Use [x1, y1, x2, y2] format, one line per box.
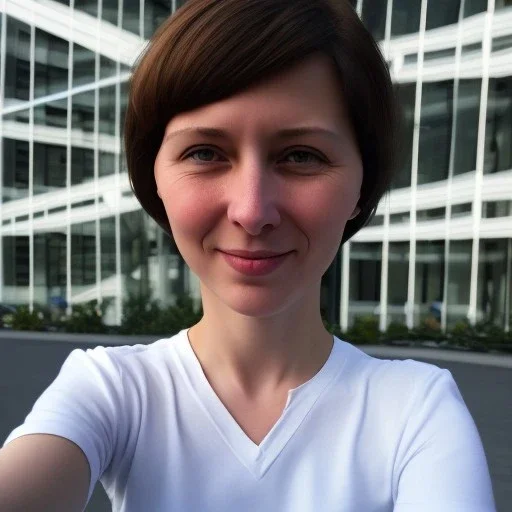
[349, 205, 361, 220]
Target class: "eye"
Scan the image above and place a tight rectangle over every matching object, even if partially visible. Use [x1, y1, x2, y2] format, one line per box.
[282, 149, 324, 164]
[184, 147, 225, 162]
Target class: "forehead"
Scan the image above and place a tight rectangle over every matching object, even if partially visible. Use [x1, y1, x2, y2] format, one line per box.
[165, 54, 352, 136]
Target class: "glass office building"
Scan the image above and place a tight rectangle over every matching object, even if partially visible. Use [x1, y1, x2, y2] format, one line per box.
[1, 0, 511, 331]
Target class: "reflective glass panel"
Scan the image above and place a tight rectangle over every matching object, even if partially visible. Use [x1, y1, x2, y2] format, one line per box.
[33, 143, 67, 195]
[72, 91, 95, 134]
[34, 232, 67, 309]
[426, 0, 461, 30]
[99, 86, 116, 136]
[99, 151, 116, 177]
[391, 0, 422, 37]
[2, 236, 30, 304]
[477, 240, 508, 327]
[388, 242, 409, 326]
[464, 0, 487, 17]
[102, 0, 119, 25]
[453, 79, 481, 176]
[362, 0, 387, 41]
[74, 0, 98, 17]
[73, 43, 96, 87]
[393, 83, 415, 189]
[484, 76, 512, 174]
[446, 240, 472, 326]
[71, 221, 97, 289]
[100, 55, 117, 79]
[5, 17, 31, 105]
[495, 0, 512, 10]
[71, 147, 94, 185]
[414, 241, 444, 328]
[144, 0, 172, 39]
[123, 0, 140, 34]
[418, 80, 453, 184]
[2, 138, 29, 203]
[34, 29, 69, 98]
[348, 243, 382, 326]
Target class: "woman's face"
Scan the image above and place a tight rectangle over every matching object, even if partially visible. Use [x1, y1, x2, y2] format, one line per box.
[154, 54, 363, 318]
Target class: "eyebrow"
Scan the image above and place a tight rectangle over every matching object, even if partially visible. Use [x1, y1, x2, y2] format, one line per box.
[163, 126, 340, 144]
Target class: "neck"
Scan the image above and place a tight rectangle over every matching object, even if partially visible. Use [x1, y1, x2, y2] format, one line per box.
[188, 284, 333, 397]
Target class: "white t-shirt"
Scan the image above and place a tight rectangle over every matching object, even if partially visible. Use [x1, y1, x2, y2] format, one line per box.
[4, 330, 496, 512]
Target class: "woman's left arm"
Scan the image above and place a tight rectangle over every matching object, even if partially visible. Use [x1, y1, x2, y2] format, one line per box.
[393, 368, 496, 512]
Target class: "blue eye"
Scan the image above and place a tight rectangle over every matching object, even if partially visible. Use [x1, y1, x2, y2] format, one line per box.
[284, 150, 323, 164]
[187, 148, 219, 162]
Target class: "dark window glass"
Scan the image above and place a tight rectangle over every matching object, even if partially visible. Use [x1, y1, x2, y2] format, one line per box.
[362, 0, 387, 41]
[3, 109, 30, 127]
[101, 217, 117, 281]
[388, 242, 409, 325]
[73, 43, 96, 87]
[33, 143, 67, 195]
[100, 55, 117, 79]
[34, 98, 67, 129]
[451, 202, 472, 217]
[72, 91, 95, 134]
[99, 151, 116, 177]
[417, 207, 446, 221]
[482, 200, 512, 218]
[34, 29, 69, 98]
[495, 0, 512, 10]
[418, 81, 454, 184]
[123, 0, 140, 34]
[2, 138, 29, 203]
[477, 240, 509, 327]
[74, 0, 98, 17]
[144, 0, 172, 39]
[391, 0, 422, 37]
[3, 236, 30, 287]
[485, 76, 512, 174]
[5, 17, 31, 103]
[71, 147, 94, 185]
[415, 241, 445, 327]
[102, 0, 119, 25]
[453, 79, 481, 176]
[426, 0, 461, 30]
[99, 85, 116, 136]
[464, 0, 487, 17]
[446, 240, 472, 326]
[393, 83, 415, 189]
[390, 212, 410, 224]
[71, 222, 96, 286]
[34, 233, 67, 307]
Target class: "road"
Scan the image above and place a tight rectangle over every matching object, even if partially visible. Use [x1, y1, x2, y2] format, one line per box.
[1, 335, 510, 511]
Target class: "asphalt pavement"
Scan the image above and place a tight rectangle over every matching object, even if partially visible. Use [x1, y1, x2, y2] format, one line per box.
[1, 333, 510, 512]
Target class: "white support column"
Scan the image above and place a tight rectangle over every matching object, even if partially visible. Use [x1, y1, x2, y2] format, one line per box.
[66, 2, 74, 315]
[406, 0, 428, 329]
[468, 0, 495, 325]
[340, 241, 351, 332]
[0, 5, 6, 302]
[28, 19, 35, 311]
[442, 0, 466, 331]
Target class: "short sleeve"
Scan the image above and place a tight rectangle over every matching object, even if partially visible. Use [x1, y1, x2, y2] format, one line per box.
[393, 367, 496, 512]
[2, 346, 125, 507]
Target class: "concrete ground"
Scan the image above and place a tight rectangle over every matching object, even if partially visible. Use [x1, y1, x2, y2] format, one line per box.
[0, 332, 510, 511]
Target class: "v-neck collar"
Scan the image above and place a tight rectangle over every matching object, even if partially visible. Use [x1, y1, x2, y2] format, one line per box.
[172, 329, 345, 479]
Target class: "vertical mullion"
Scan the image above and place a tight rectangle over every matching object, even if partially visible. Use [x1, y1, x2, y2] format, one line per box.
[28, 20, 35, 311]
[66, 2, 74, 315]
[0, 6, 7, 302]
[95, 0, 102, 306]
[468, 0, 495, 325]
[406, 0, 428, 329]
[116, 0, 123, 325]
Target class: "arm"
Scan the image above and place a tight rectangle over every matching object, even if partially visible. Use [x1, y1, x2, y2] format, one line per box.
[393, 368, 496, 512]
[0, 434, 90, 512]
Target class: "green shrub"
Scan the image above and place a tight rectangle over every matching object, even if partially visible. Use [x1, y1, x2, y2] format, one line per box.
[384, 322, 409, 341]
[65, 300, 108, 333]
[10, 306, 45, 331]
[345, 315, 380, 345]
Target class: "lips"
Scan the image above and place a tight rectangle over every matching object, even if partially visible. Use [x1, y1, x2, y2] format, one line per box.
[218, 249, 292, 276]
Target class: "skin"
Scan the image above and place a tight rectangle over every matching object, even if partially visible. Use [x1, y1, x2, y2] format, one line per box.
[154, 53, 363, 444]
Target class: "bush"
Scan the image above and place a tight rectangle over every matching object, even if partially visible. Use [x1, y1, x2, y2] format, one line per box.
[64, 300, 108, 334]
[345, 315, 380, 345]
[383, 322, 409, 342]
[10, 306, 46, 331]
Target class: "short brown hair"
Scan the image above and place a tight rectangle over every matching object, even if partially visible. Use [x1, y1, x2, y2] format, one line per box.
[125, 0, 398, 243]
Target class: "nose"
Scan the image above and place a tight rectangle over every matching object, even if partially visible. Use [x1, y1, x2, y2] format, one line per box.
[226, 159, 281, 236]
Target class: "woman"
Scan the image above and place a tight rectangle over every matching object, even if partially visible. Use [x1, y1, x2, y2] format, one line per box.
[0, 1, 496, 511]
